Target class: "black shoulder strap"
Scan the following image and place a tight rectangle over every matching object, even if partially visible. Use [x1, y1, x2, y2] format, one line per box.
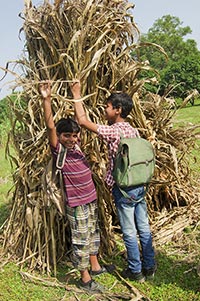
[56, 143, 67, 169]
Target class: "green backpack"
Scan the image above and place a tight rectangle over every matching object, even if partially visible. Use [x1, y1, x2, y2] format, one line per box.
[112, 137, 155, 191]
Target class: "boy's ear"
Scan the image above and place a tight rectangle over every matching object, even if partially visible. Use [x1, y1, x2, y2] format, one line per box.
[116, 106, 122, 115]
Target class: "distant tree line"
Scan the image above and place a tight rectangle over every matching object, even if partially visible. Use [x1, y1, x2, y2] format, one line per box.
[136, 15, 200, 100]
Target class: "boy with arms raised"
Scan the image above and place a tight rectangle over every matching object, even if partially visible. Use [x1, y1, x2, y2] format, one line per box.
[39, 82, 106, 293]
[70, 80, 156, 282]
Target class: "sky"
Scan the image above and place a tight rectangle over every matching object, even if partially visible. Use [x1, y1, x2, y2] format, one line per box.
[0, 0, 200, 99]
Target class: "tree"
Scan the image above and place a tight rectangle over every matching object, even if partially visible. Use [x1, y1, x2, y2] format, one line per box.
[139, 15, 200, 98]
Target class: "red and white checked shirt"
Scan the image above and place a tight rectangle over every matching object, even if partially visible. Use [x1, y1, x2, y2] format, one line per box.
[97, 122, 139, 187]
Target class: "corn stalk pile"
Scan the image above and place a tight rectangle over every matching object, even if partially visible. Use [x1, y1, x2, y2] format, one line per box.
[2, 0, 200, 275]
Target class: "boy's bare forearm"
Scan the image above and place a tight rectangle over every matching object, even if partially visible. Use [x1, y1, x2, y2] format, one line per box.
[70, 80, 98, 133]
[39, 82, 57, 147]
[38, 82, 54, 129]
[74, 101, 87, 124]
[74, 101, 98, 133]
[70, 81, 87, 123]
[43, 97, 55, 130]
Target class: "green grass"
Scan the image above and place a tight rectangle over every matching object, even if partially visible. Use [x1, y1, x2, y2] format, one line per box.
[0, 264, 65, 301]
[0, 103, 200, 301]
[0, 247, 199, 301]
[173, 99, 200, 174]
[175, 99, 200, 126]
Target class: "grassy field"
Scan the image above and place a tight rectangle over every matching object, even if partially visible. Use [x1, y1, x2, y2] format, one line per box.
[175, 99, 200, 125]
[0, 102, 200, 301]
[174, 100, 200, 174]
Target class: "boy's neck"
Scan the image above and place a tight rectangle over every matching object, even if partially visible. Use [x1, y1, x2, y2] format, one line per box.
[109, 117, 125, 125]
[115, 116, 125, 123]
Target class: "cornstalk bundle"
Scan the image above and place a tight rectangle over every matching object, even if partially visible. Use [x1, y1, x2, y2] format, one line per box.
[2, 0, 199, 274]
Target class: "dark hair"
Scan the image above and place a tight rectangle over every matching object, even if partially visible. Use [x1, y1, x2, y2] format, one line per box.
[56, 117, 80, 134]
[106, 93, 133, 118]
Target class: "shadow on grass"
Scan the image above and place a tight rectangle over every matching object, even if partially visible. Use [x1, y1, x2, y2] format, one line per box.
[153, 251, 200, 293]
[55, 245, 200, 299]
[108, 246, 200, 293]
[177, 102, 200, 109]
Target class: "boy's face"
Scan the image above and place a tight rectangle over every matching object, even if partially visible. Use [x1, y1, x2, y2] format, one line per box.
[58, 132, 79, 149]
[105, 101, 121, 125]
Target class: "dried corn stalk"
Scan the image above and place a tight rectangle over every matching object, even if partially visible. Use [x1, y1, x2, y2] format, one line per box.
[2, 0, 200, 274]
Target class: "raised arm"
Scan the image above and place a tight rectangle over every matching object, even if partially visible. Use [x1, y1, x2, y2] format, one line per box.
[38, 82, 57, 148]
[70, 80, 98, 133]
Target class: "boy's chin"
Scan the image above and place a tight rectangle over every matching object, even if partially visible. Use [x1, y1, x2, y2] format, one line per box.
[66, 144, 75, 149]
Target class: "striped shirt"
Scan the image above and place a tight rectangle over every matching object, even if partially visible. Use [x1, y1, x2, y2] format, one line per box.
[97, 122, 139, 187]
[51, 142, 97, 207]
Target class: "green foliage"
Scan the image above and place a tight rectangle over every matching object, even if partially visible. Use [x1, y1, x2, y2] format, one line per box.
[0, 98, 9, 124]
[0, 94, 14, 144]
[139, 15, 200, 97]
[0, 143, 14, 226]
[0, 119, 10, 146]
[0, 93, 17, 122]
[146, 15, 192, 56]
[0, 92, 28, 145]
[0, 92, 27, 121]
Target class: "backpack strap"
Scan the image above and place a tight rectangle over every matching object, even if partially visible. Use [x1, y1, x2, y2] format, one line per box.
[56, 143, 81, 169]
[56, 143, 67, 169]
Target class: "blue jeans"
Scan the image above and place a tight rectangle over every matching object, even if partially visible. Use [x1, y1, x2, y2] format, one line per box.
[112, 185, 155, 273]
